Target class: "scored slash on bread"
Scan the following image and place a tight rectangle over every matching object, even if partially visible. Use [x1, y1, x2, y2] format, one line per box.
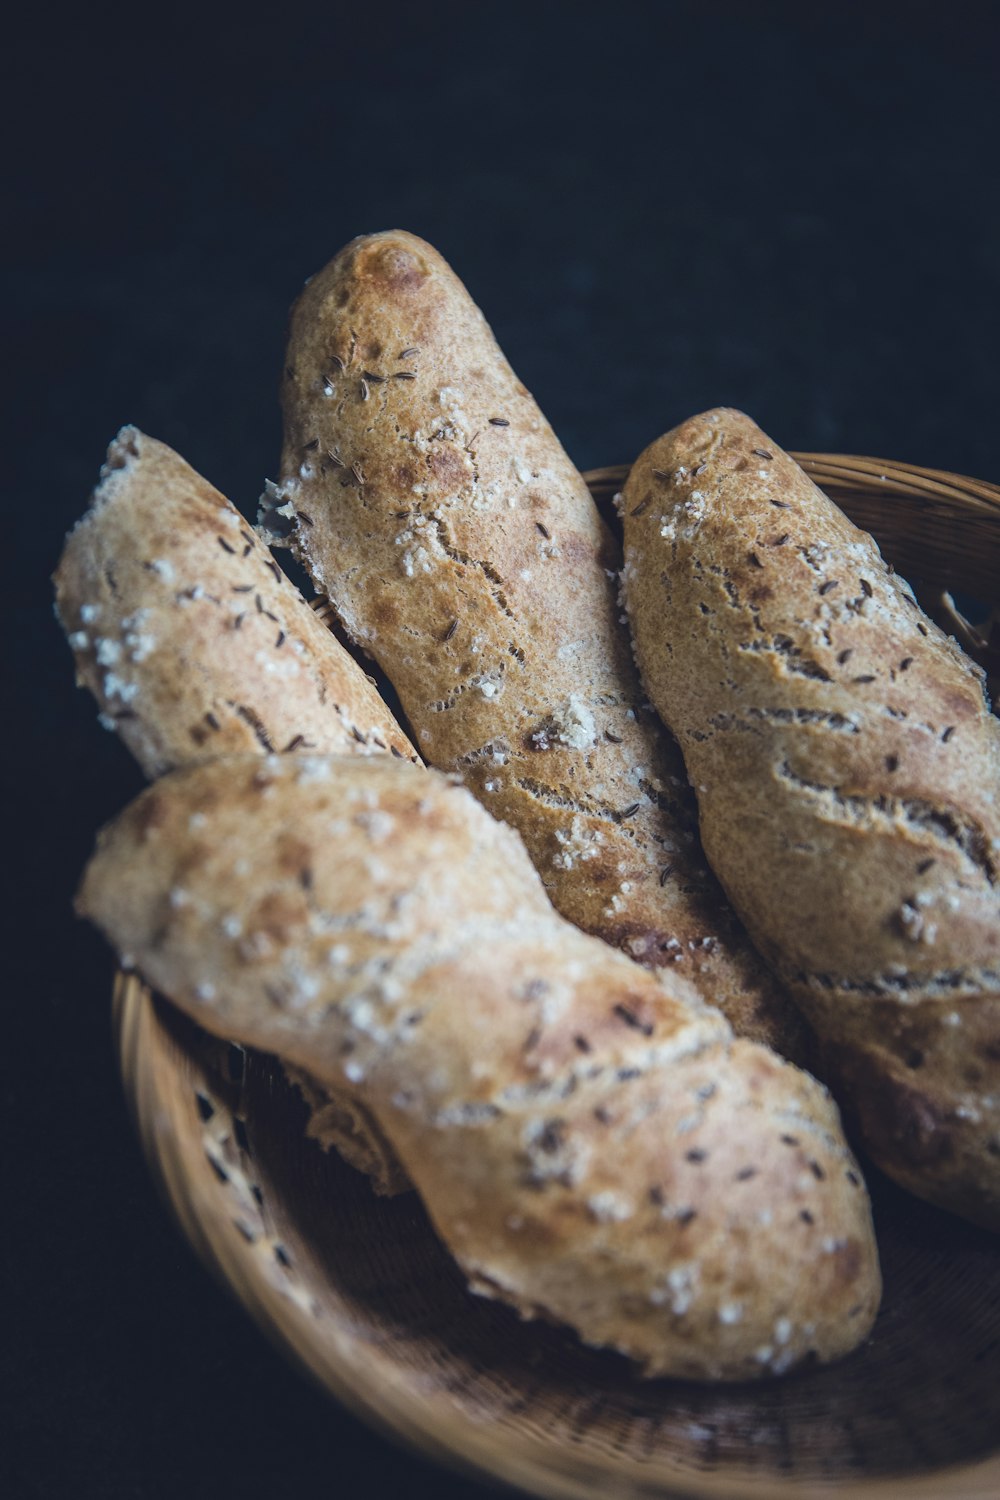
[76, 753, 881, 1381]
[270, 230, 806, 1060]
[621, 408, 1000, 1231]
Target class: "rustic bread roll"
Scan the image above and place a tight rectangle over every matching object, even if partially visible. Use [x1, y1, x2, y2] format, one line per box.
[77, 753, 880, 1380]
[270, 229, 804, 1058]
[53, 426, 417, 776]
[621, 407, 1000, 1230]
[54, 426, 414, 1194]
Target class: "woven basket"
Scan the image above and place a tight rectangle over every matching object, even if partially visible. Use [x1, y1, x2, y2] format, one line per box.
[114, 454, 1000, 1500]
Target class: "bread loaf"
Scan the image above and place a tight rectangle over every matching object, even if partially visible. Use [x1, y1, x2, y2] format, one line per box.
[621, 407, 1000, 1230]
[77, 753, 880, 1379]
[54, 426, 415, 1193]
[271, 230, 804, 1058]
[54, 426, 417, 776]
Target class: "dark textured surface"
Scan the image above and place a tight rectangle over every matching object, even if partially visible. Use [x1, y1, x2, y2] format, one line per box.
[6, 2, 1000, 1496]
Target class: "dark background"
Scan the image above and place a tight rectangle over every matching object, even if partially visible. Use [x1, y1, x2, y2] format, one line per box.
[6, 2, 1000, 1496]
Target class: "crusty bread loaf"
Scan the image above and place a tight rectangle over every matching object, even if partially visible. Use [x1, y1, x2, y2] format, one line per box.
[54, 427, 416, 1192]
[270, 230, 805, 1058]
[77, 753, 880, 1379]
[53, 426, 417, 776]
[621, 407, 1000, 1230]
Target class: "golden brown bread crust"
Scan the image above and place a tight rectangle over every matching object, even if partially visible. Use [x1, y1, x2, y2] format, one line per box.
[621, 407, 1000, 1230]
[77, 753, 880, 1380]
[272, 231, 804, 1058]
[54, 427, 416, 1192]
[53, 427, 417, 776]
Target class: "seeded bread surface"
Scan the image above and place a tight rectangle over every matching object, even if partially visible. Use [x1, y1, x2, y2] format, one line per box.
[54, 428, 417, 1190]
[621, 408, 1000, 1230]
[78, 753, 881, 1380]
[54, 426, 417, 776]
[273, 231, 804, 1058]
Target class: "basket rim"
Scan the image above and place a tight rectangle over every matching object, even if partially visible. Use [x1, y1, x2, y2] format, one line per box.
[581, 454, 1000, 516]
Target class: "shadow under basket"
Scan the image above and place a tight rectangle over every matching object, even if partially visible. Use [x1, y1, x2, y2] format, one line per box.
[114, 454, 1000, 1500]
